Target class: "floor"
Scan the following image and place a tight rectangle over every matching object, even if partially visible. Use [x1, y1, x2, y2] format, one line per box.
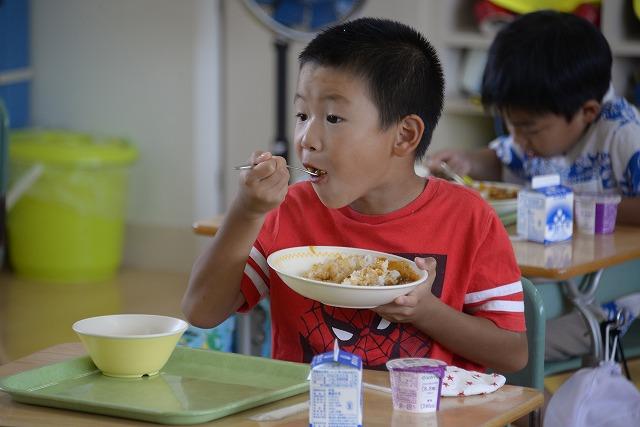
[0, 268, 189, 364]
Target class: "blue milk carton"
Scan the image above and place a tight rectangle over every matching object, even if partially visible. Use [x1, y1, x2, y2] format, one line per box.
[309, 341, 363, 427]
[517, 174, 573, 244]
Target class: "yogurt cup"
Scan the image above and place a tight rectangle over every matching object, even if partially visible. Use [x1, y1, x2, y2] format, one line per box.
[386, 358, 446, 413]
[574, 192, 622, 235]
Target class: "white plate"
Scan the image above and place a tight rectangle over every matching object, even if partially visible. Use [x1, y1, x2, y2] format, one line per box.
[267, 246, 428, 309]
[471, 181, 521, 215]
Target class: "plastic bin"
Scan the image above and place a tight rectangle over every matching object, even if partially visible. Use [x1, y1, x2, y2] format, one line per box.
[7, 130, 137, 282]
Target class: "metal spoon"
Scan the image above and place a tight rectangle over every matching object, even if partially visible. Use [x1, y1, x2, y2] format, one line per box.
[234, 163, 321, 177]
[439, 161, 472, 186]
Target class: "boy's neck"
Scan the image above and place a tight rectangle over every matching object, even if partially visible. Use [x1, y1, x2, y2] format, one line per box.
[348, 172, 427, 215]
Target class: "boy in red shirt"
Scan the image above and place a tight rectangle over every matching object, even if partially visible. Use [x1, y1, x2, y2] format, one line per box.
[183, 18, 527, 373]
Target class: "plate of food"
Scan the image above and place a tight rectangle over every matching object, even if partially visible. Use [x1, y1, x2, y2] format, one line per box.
[470, 181, 521, 215]
[267, 246, 428, 309]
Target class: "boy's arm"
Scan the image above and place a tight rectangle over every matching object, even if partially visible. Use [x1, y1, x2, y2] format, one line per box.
[428, 148, 503, 181]
[374, 258, 528, 373]
[617, 197, 640, 226]
[181, 152, 289, 328]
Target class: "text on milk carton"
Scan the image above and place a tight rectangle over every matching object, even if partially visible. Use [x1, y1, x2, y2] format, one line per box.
[310, 343, 363, 427]
[517, 174, 573, 244]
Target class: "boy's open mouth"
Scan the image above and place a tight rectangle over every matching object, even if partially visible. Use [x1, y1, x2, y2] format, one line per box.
[305, 165, 327, 176]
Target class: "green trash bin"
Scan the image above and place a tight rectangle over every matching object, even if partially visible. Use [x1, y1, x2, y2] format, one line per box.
[7, 130, 138, 282]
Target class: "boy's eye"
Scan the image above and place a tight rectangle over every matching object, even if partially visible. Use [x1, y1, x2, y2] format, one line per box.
[327, 114, 342, 124]
[296, 113, 308, 122]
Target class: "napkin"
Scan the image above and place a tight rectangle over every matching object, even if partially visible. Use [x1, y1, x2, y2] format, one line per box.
[441, 366, 506, 397]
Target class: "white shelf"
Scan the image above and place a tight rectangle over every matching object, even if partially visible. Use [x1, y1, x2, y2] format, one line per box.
[612, 42, 640, 57]
[443, 32, 492, 50]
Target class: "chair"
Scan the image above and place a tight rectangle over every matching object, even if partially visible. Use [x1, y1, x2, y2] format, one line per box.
[503, 277, 546, 392]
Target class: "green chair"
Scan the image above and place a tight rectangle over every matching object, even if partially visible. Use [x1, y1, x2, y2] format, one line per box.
[503, 277, 546, 392]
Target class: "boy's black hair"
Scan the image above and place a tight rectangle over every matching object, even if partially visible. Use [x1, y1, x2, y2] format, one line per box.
[299, 17, 444, 159]
[482, 10, 612, 121]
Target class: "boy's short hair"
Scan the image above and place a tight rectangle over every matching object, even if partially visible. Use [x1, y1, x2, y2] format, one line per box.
[299, 17, 444, 159]
[482, 10, 612, 121]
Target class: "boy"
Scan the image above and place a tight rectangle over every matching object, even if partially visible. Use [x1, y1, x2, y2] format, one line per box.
[429, 11, 640, 226]
[183, 18, 527, 373]
[431, 10, 640, 367]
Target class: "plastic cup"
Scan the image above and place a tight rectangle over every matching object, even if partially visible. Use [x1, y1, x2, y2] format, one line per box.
[386, 358, 446, 413]
[574, 193, 622, 235]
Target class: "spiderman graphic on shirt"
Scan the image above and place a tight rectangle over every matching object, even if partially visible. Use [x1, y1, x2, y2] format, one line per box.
[297, 253, 446, 370]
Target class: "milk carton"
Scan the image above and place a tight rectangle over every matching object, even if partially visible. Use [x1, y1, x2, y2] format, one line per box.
[309, 342, 363, 427]
[517, 174, 573, 244]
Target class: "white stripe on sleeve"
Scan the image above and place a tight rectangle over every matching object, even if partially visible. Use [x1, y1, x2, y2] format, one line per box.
[467, 300, 524, 313]
[249, 246, 269, 276]
[464, 280, 523, 304]
[244, 263, 269, 297]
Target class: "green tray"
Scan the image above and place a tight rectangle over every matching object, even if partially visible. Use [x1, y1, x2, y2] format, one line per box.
[0, 346, 310, 425]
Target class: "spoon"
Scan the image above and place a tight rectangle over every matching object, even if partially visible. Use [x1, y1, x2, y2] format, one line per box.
[438, 161, 473, 186]
[234, 163, 321, 177]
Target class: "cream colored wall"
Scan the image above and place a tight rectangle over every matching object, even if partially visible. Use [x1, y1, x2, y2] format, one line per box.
[30, 0, 222, 271]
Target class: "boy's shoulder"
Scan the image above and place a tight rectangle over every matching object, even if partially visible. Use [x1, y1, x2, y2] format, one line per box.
[416, 178, 499, 227]
[589, 96, 640, 155]
[597, 96, 640, 129]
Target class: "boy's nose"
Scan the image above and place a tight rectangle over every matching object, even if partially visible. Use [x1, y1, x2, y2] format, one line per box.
[299, 122, 321, 151]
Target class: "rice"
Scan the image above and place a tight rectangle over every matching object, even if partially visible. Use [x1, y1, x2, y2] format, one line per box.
[303, 254, 416, 286]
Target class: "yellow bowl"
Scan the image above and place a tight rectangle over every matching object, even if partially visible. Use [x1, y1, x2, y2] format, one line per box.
[72, 314, 188, 378]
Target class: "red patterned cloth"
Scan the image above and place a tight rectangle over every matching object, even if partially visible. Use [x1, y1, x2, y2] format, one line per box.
[441, 366, 506, 396]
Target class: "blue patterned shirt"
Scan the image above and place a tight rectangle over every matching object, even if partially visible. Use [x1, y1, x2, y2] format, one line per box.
[489, 90, 640, 196]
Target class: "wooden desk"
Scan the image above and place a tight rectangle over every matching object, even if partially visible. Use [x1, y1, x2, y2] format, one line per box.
[195, 218, 640, 275]
[0, 343, 542, 427]
[510, 226, 640, 280]
[193, 216, 640, 362]
[510, 226, 640, 364]
[193, 216, 224, 237]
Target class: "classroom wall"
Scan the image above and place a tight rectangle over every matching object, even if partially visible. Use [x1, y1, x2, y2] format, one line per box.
[30, 0, 222, 271]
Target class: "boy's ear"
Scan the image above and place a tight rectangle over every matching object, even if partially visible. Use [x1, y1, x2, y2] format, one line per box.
[580, 100, 601, 124]
[393, 114, 424, 157]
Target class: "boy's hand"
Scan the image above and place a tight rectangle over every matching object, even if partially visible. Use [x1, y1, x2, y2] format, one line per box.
[235, 151, 290, 219]
[372, 257, 438, 323]
[427, 149, 472, 177]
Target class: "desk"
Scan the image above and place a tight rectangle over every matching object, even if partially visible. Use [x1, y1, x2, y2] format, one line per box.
[510, 226, 640, 363]
[0, 343, 542, 427]
[193, 217, 640, 363]
[193, 216, 224, 237]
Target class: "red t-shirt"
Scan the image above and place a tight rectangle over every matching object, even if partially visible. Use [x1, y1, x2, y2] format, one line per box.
[239, 178, 524, 371]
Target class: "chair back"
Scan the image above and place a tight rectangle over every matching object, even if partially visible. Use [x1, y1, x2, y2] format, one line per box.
[503, 277, 546, 391]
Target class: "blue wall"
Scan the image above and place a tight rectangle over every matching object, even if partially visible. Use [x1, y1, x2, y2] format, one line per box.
[0, 0, 30, 128]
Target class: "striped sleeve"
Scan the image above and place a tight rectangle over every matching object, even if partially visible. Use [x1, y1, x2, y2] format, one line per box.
[238, 244, 271, 313]
[464, 213, 525, 332]
[464, 280, 524, 314]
